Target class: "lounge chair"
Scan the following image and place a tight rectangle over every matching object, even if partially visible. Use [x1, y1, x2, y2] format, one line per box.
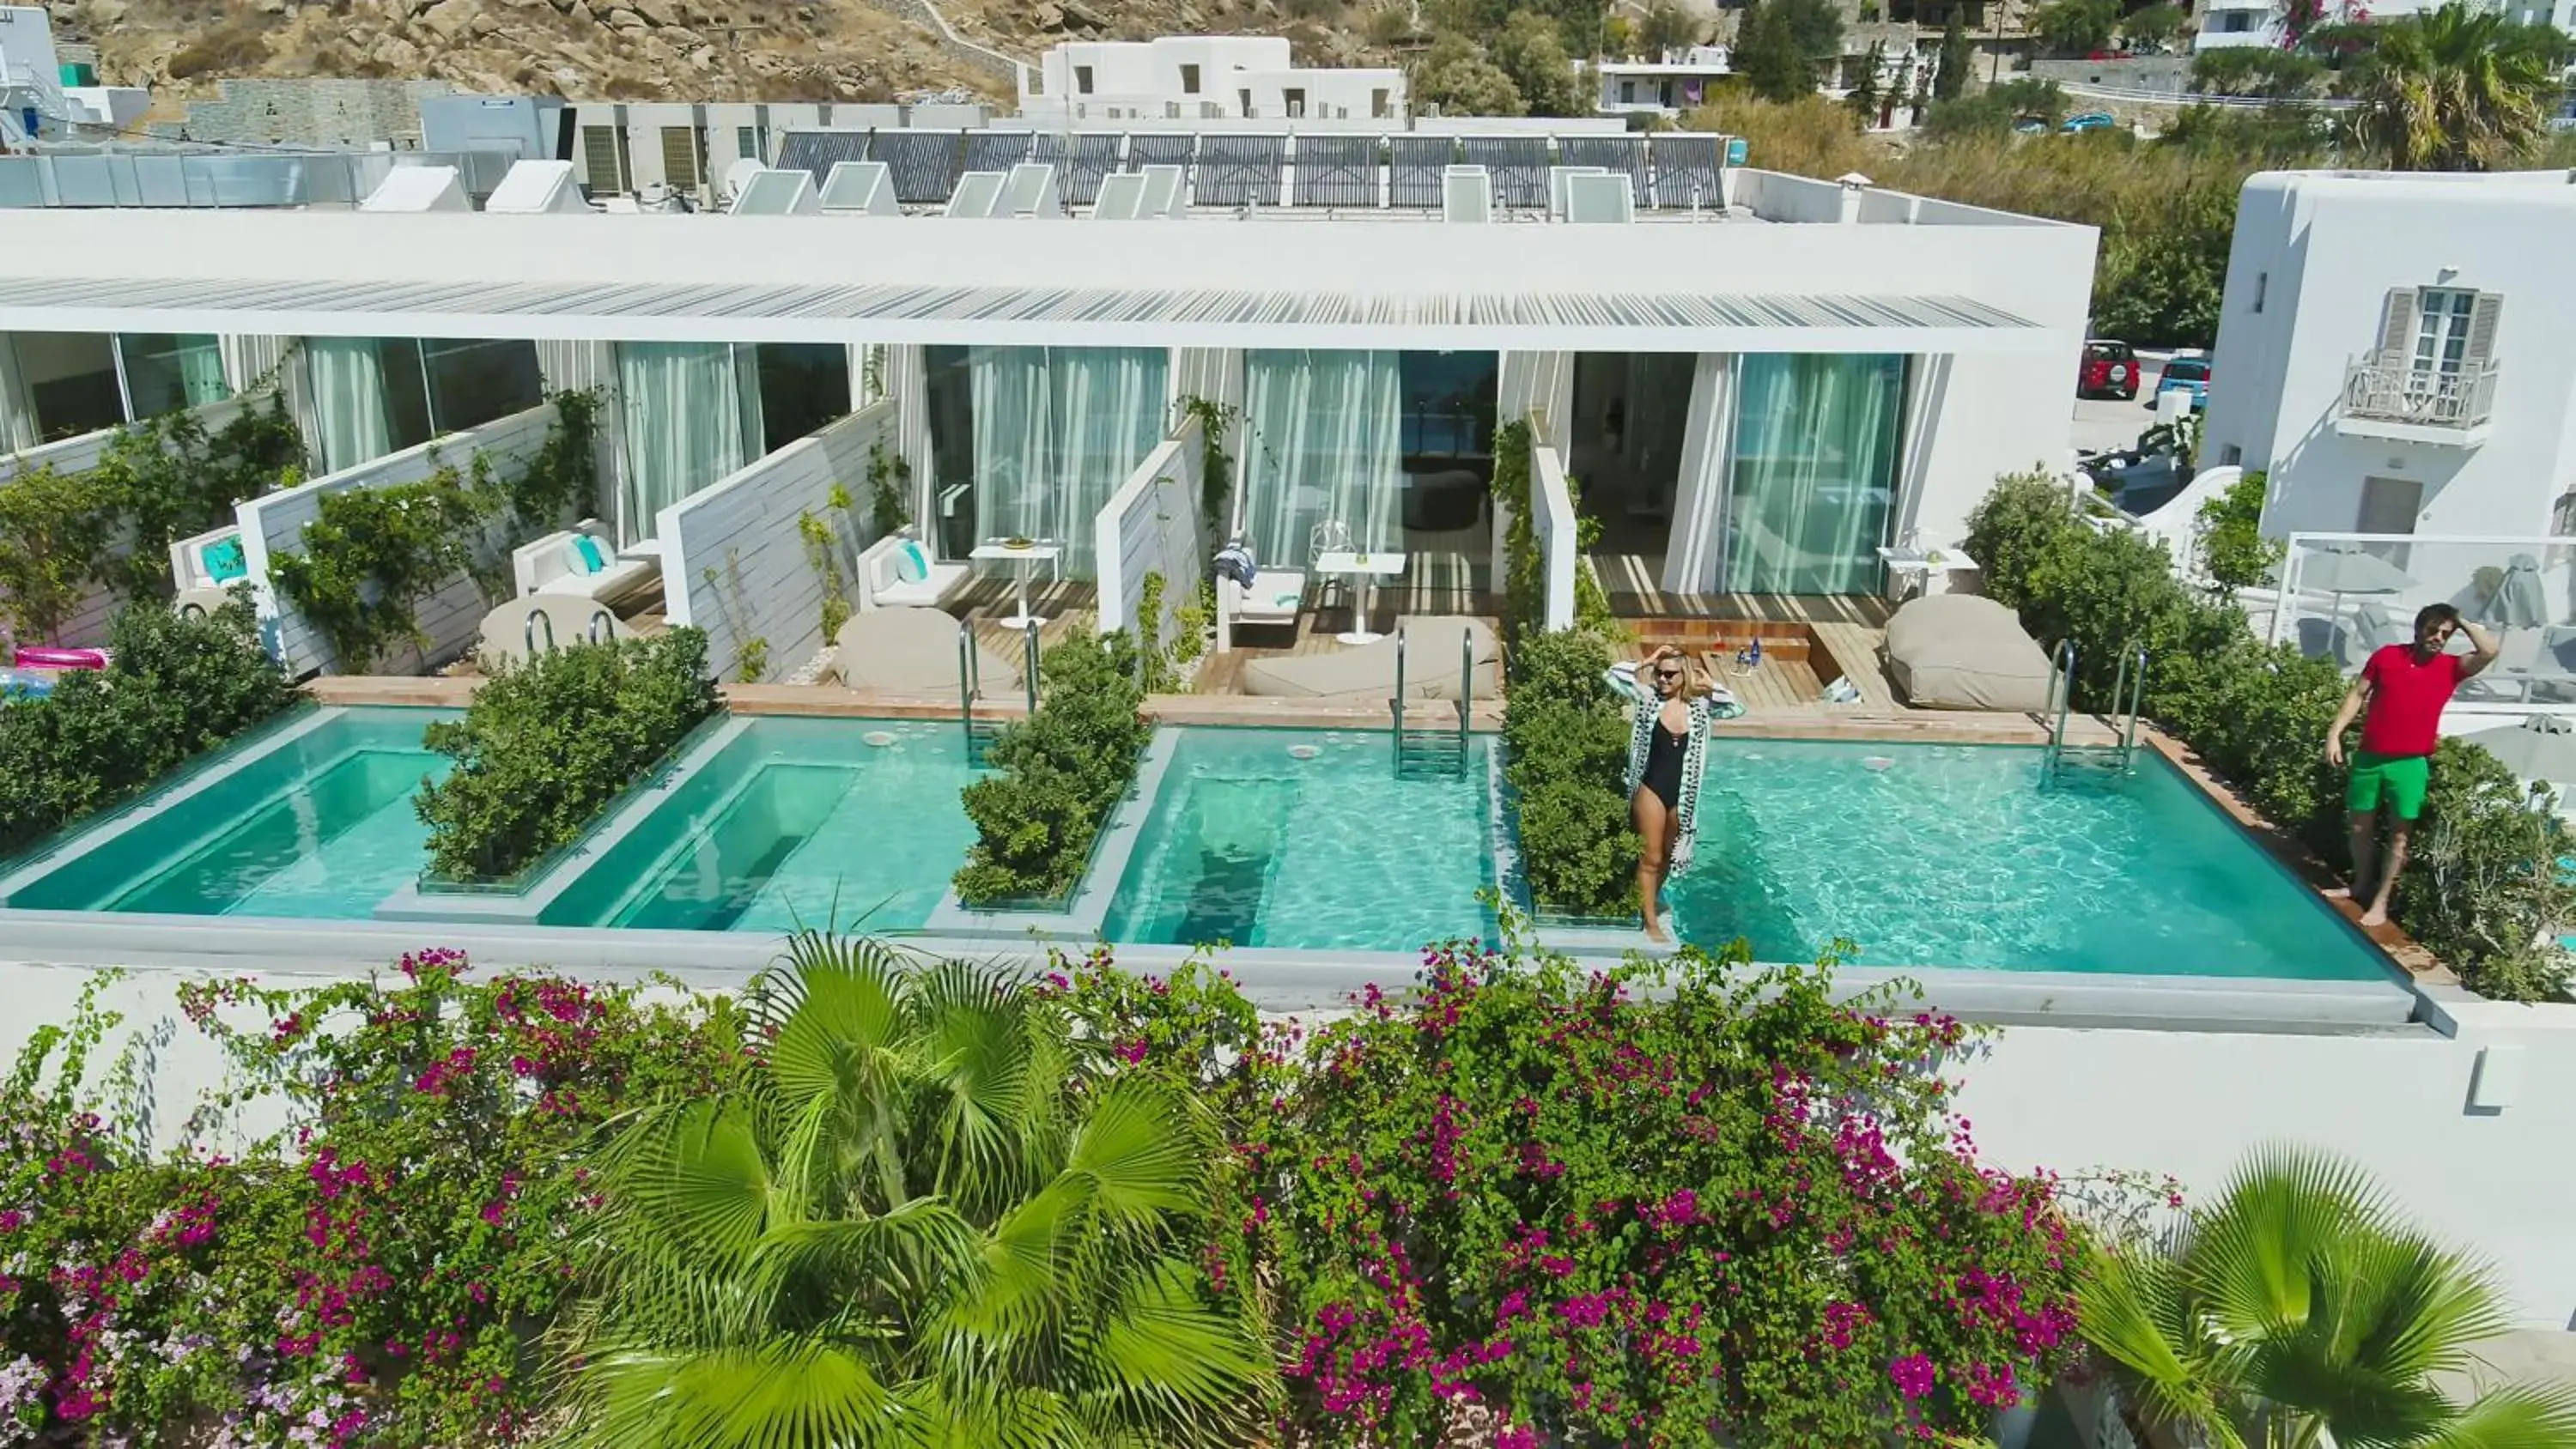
[516, 523, 657, 603]
[1240, 615, 1499, 700]
[859, 533, 970, 610]
[837, 605, 1022, 696]
[1883, 593, 2051, 712]
[1218, 567, 1309, 637]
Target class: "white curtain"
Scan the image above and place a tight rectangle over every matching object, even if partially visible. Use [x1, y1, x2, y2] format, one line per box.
[967, 347, 1163, 579]
[969, 345, 1051, 554]
[1049, 348, 1165, 577]
[618, 342, 752, 543]
[1722, 355, 1905, 595]
[307, 337, 391, 474]
[1242, 349, 1404, 564]
[177, 336, 231, 406]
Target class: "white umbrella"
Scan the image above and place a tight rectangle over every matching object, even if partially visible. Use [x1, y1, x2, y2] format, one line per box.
[2463, 714, 2576, 784]
[2297, 544, 2415, 660]
[2479, 552, 2549, 630]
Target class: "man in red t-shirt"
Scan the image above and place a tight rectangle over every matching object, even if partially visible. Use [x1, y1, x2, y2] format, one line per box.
[2324, 603, 2500, 925]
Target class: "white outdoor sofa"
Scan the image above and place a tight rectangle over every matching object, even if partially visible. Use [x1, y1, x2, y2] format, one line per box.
[859, 533, 970, 610]
[513, 522, 656, 603]
[1218, 568, 1309, 640]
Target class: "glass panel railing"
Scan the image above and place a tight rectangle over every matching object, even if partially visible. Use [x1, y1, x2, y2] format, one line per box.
[2271, 533, 2576, 703]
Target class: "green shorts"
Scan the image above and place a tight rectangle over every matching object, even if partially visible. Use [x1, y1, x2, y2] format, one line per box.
[2347, 751, 2431, 821]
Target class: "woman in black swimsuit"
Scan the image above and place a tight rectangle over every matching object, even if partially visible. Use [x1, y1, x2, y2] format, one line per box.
[1629, 646, 1696, 943]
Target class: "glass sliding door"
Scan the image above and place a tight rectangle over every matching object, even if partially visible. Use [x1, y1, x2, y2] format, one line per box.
[617, 342, 758, 542]
[752, 343, 852, 454]
[1242, 349, 1404, 564]
[308, 336, 547, 473]
[1722, 354, 1906, 596]
[117, 334, 230, 419]
[9, 333, 124, 441]
[927, 345, 1166, 578]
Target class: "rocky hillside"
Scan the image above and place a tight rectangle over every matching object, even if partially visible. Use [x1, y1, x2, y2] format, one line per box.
[49, 0, 1415, 110]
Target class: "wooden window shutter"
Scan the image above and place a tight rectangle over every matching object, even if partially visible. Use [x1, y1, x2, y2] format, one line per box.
[2463, 292, 2504, 371]
[2374, 287, 2417, 359]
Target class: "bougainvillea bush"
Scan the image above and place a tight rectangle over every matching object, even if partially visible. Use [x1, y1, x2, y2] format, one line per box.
[1247, 927, 2087, 1447]
[0, 953, 747, 1447]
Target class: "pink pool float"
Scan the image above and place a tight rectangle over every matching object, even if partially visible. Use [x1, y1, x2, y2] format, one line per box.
[14, 646, 109, 671]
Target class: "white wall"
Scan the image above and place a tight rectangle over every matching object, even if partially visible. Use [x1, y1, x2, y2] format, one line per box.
[1960, 997, 2576, 1330]
[2207, 172, 2576, 540]
[1096, 433, 1200, 651]
[661, 399, 896, 682]
[243, 403, 559, 676]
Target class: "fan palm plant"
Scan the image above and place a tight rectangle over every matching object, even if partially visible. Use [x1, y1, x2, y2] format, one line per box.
[553, 933, 1270, 1449]
[2080, 1146, 2576, 1449]
[2343, 3, 2561, 171]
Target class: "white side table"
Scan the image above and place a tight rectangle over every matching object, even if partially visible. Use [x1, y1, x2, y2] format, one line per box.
[1314, 549, 1408, 645]
[970, 540, 1064, 630]
[1877, 545, 1982, 603]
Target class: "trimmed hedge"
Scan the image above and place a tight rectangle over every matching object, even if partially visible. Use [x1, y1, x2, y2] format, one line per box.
[1504, 628, 1640, 918]
[1965, 472, 2573, 1001]
[414, 628, 722, 883]
[954, 630, 1151, 906]
[0, 595, 300, 857]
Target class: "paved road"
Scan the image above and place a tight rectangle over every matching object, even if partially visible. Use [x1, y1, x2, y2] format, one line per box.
[2069, 346, 2178, 458]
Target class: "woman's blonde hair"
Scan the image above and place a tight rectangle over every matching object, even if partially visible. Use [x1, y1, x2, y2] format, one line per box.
[1644, 646, 1699, 697]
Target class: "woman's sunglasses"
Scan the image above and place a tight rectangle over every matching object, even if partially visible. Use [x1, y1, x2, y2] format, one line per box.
[1652, 667, 1684, 683]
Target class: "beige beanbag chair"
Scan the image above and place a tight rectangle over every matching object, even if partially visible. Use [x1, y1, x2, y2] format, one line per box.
[1884, 594, 2051, 712]
[1242, 615, 1500, 700]
[837, 606, 1022, 695]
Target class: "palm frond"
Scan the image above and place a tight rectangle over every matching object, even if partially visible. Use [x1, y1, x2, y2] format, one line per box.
[2413, 1380, 2576, 1449]
[1062, 1079, 1212, 1227]
[2079, 1240, 2250, 1448]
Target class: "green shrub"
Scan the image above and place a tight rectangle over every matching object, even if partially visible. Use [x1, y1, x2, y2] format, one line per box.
[415, 629, 722, 883]
[0, 463, 118, 646]
[271, 464, 500, 673]
[2197, 469, 2281, 594]
[1489, 418, 1542, 646]
[954, 630, 1151, 905]
[1963, 474, 2573, 999]
[1503, 628, 1639, 917]
[0, 595, 298, 858]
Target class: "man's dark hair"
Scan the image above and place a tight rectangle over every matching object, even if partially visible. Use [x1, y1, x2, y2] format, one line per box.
[2415, 603, 2464, 633]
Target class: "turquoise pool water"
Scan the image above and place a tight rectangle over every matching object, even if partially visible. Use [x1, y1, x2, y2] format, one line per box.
[1664, 742, 2391, 981]
[540, 716, 982, 932]
[1104, 728, 1498, 952]
[1, 709, 453, 919]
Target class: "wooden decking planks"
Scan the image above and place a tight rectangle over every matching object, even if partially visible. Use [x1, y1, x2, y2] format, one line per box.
[1809, 621, 1903, 712]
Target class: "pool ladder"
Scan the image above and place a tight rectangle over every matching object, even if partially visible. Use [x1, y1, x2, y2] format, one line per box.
[959, 618, 1041, 766]
[2042, 640, 2148, 785]
[522, 603, 618, 660]
[1390, 624, 1473, 779]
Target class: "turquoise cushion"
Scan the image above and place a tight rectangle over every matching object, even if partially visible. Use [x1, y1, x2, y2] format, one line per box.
[896, 541, 931, 585]
[201, 537, 246, 584]
[577, 536, 611, 573]
[565, 539, 599, 577]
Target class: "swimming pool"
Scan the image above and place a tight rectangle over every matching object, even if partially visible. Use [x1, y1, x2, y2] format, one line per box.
[1664, 741, 2391, 982]
[539, 716, 981, 933]
[1103, 727, 1499, 952]
[0, 708, 454, 919]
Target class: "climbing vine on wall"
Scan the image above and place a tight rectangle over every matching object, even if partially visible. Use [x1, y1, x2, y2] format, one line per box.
[1177, 395, 1236, 547]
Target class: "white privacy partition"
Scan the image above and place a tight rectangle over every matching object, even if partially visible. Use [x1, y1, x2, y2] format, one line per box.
[1095, 433, 1200, 653]
[1529, 417, 1579, 633]
[0, 396, 252, 650]
[241, 403, 561, 676]
[659, 400, 896, 684]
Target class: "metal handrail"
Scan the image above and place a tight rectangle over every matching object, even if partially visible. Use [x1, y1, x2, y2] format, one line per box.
[2044, 639, 2076, 778]
[957, 618, 981, 757]
[1022, 621, 1041, 714]
[1456, 623, 1473, 762]
[1392, 626, 1409, 762]
[2117, 644, 2148, 763]
[587, 608, 617, 646]
[524, 607, 558, 660]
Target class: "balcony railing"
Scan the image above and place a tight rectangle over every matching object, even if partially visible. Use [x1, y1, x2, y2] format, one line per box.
[2340, 355, 2499, 431]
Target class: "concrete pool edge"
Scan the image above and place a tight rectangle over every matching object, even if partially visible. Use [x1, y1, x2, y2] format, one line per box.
[0, 909, 2427, 1031]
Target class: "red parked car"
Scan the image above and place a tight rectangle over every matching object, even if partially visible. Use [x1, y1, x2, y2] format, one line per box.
[2079, 339, 2140, 400]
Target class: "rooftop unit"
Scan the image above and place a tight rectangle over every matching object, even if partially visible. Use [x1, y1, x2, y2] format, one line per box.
[728, 167, 822, 215]
[817, 161, 898, 215]
[484, 160, 592, 215]
[358, 165, 471, 214]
